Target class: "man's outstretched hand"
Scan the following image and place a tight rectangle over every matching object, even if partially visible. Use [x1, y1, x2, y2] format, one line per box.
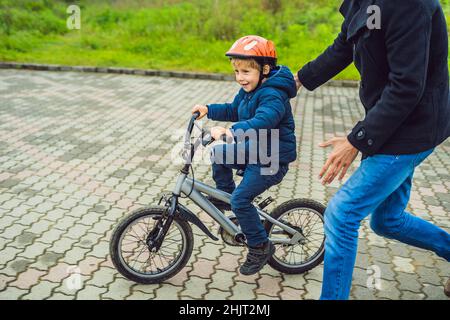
[319, 137, 359, 185]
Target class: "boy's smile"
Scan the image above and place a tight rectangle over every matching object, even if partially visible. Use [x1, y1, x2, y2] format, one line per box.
[234, 66, 262, 92]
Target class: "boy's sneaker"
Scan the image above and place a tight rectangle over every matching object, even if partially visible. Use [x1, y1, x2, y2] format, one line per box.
[207, 195, 231, 211]
[240, 241, 275, 275]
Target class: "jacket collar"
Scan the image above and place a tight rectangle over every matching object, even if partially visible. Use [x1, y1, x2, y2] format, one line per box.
[340, 0, 375, 41]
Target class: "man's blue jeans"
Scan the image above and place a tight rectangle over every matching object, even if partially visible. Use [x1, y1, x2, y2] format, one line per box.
[211, 145, 288, 247]
[321, 148, 450, 300]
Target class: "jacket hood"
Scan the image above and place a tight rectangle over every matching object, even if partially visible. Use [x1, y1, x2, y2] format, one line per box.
[260, 65, 298, 99]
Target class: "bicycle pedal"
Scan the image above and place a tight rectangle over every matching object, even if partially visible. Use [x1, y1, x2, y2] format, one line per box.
[258, 196, 274, 209]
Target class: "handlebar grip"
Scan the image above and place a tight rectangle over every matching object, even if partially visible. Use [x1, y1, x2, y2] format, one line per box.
[200, 131, 233, 147]
[192, 111, 201, 120]
[201, 130, 213, 147]
[219, 134, 228, 142]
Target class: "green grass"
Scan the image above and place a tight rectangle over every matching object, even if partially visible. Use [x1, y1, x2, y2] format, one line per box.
[1, 0, 450, 80]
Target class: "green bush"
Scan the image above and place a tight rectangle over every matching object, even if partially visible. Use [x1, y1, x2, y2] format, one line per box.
[1, 0, 449, 80]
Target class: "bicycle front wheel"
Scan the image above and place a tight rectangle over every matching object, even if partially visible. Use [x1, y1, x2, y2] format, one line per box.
[109, 206, 194, 284]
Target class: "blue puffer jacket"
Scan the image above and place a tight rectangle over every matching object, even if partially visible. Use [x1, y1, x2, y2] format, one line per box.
[207, 65, 298, 164]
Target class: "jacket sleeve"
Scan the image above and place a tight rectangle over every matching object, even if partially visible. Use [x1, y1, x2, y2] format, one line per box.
[347, 2, 431, 155]
[297, 21, 354, 91]
[231, 91, 286, 133]
[207, 91, 242, 122]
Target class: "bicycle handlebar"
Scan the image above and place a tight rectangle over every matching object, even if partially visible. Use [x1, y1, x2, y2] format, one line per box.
[188, 112, 230, 149]
[192, 111, 200, 120]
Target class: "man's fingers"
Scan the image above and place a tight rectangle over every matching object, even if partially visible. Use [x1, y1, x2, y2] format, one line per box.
[323, 158, 346, 185]
[319, 140, 332, 148]
[328, 161, 343, 184]
[338, 163, 350, 181]
[319, 137, 339, 148]
[320, 155, 338, 184]
[319, 156, 333, 178]
[323, 161, 338, 184]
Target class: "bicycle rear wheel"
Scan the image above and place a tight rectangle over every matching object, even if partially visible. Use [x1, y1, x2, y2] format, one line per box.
[265, 199, 326, 274]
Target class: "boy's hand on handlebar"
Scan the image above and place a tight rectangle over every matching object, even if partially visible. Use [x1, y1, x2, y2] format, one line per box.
[192, 105, 208, 120]
[211, 126, 233, 141]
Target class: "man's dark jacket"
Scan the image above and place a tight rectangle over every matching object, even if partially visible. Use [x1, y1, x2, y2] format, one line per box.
[298, 0, 450, 156]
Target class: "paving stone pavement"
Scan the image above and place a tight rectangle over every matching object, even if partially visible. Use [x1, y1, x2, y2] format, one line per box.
[0, 69, 449, 300]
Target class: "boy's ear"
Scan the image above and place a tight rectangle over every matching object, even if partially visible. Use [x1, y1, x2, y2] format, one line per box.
[262, 64, 270, 75]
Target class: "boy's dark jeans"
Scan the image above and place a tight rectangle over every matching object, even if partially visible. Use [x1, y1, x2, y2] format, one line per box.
[212, 161, 288, 247]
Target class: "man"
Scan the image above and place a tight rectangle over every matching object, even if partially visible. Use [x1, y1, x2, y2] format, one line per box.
[296, 0, 450, 299]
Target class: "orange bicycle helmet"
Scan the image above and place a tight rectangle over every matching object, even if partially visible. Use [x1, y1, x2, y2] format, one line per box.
[226, 35, 277, 67]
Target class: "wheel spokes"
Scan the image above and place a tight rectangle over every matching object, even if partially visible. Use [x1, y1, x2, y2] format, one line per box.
[270, 208, 325, 267]
[119, 215, 185, 275]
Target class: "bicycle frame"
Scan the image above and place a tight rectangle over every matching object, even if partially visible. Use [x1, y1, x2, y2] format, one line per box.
[165, 113, 306, 246]
[173, 173, 306, 245]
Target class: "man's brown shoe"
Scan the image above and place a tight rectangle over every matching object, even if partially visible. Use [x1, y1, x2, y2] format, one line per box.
[445, 278, 450, 298]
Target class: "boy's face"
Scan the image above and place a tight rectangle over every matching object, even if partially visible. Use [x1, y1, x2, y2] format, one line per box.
[233, 63, 262, 92]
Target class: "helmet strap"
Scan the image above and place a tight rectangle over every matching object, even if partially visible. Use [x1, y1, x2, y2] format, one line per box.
[253, 64, 270, 91]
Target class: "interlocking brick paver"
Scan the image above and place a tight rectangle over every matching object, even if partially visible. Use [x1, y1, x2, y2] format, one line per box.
[61, 247, 92, 265]
[64, 224, 93, 240]
[41, 263, 72, 283]
[256, 275, 281, 297]
[0, 246, 24, 265]
[27, 220, 53, 234]
[10, 269, 47, 290]
[400, 290, 426, 300]
[396, 273, 423, 293]
[22, 280, 59, 300]
[278, 286, 304, 300]
[216, 252, 240, 272]
[38, 228, 67, 245]
[102, 277, 133, 300]
[50, 237, 78, 254]
[230, 281, 257, 300]
[351, 285, 377, 300]
[181, 276, 210, 299]
[0, 274, 15, 291]
[189, 258, 217, 279]
[392, 256, 415, 274]
[416, 266, 446, 286]
[46, 292, 75, 300]
[208, 271, 235, 292]
[303, 279, 322, 300]
[154, 284, 182, 300]
[132, 284, 158, 297]
[0, 70, 448, 300]
[85, 267, 116, 288]
[125, 290, 153, 300]
[18, 242, 49, 259]
[422, 283, 449, 300]
[0, 287, 28, 300]
[164, 266, 192, 287]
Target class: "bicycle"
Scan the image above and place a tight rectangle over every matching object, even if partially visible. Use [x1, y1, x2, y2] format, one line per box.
[109, 112, 327, 284]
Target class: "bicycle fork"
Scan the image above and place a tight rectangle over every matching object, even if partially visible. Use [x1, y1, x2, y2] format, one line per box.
[147, 196, 178, 252]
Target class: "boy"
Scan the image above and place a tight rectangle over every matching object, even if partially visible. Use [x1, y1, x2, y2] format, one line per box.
[192, 35, 297, 275]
